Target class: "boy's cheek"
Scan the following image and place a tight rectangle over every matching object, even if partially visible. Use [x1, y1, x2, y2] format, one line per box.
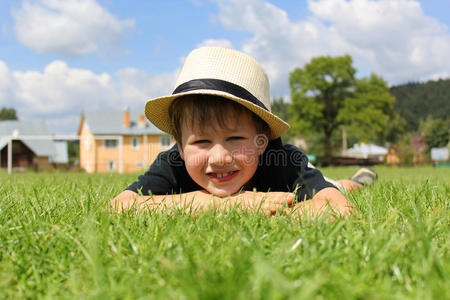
[241, 155, 259, 166]
[230, 151, 258, 166]
[235, 147, 260, 162]
[183, 152, 207, 168]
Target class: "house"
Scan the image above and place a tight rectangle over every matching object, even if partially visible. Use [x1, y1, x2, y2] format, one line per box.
[0, 120, 68, 170]
[431, 147, 450, 168]
[410, 135, 426, 163]
[430, 147, 449, 161]
[78, 108, 173, 173]
[386, 147, 401, 165]
[342, 143, 388, 162]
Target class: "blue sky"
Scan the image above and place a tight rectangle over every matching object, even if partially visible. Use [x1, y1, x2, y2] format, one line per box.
[1, 0, 449, 134]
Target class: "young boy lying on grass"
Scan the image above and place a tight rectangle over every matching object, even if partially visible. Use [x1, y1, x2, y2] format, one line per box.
[111, 47, 376, 217]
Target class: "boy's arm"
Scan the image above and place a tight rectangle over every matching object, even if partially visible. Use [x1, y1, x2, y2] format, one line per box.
[290, 187, 355, 218]
[110, 188, 355, 218]
[110, 190, 295, 215]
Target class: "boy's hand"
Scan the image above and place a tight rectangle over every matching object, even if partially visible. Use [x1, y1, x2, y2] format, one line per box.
[227, 191, 295, 215]
[146, 190, 295, 215]
[290, 187, 355, 219]
[109, 190, 151, 212]
[109, 190, 295, 215]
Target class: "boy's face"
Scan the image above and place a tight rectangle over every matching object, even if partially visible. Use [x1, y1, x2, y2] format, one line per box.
[178, 110, 268, 197]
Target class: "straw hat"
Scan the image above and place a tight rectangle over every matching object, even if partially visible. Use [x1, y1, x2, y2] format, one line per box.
[145, 46, 290, 139]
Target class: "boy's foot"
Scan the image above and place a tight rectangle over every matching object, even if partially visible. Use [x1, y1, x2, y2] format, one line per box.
[350, 168, 377, 186]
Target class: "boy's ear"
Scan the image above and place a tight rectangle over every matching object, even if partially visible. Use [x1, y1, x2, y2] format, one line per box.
[255, 134, 269, 155]
[177, 142, 184, 160]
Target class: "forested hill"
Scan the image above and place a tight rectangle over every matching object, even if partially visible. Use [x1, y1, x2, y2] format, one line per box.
[389, 78, 450, 130]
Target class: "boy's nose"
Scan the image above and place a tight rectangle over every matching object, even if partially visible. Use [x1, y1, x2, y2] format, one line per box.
[208, 143, 233, 166]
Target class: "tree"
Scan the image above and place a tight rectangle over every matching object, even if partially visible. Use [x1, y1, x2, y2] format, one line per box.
[377, 112, 408, 146]
[271, 97, 291, 122]
[422, 118, 450, 150]
[339, 74, 396, 142]
[390, 78, 450, 131]
[67, 140, 80, 164]
[0, 107, 18, 120]
[271, 97, 293, 142]
[289, 55, 394, 164]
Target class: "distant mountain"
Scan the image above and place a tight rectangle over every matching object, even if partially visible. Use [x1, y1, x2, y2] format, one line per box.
[389, 78, 450, 130]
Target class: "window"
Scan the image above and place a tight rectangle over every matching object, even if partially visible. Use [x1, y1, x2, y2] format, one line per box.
[108, 159, 116, 172]
[160, 135, 172, 148]
[132, 136, 139, 149]
[104, 139, 118, 148]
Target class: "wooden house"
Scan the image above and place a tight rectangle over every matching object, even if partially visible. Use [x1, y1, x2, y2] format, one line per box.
[410, 135, 426, 163]
[77, 109, 173, 173]
[0, 120, 68, 170]
[386, 147, 401, 165]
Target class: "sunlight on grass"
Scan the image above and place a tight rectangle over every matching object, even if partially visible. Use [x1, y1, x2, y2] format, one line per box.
[0, 167, 448, 298]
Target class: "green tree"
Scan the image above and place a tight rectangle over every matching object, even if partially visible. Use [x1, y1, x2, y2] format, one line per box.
[289, 55, 394, 164]
[422, 118, 450, 150]
[339, 74, 396, 142]
[67, 140, 80, 164]
[377, 112, 408, 146]
[271, 97, 293, 142]
[271, 97, 290, 122]
[0, 107, 18, 120]
[390, 78, 450, 131]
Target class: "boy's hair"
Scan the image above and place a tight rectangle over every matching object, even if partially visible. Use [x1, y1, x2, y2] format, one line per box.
[169, 95, 270, 146]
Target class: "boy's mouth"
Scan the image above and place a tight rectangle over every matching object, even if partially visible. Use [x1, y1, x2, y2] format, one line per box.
[207, 170, 239, 182]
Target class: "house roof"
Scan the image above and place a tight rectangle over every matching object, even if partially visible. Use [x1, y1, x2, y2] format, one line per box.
[0, 120, 68, 163]
[81, 110, 166, 135]
[345, 143, 388, 158]
[0, 120, 55, 156]
[0, 136, 9, 150]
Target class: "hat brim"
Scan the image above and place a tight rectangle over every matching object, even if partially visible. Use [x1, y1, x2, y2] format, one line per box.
[145, 90, 290, 140]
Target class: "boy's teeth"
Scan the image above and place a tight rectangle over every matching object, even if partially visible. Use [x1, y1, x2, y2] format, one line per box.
[215, 172, 233, 178]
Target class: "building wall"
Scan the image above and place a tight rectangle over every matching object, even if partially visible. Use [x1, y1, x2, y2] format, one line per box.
[121, 135, 144, 172]
[79, 125, 96, 173]
[96, 135, 173, 173]
[33, 156, 52, 170]
[79, 130, 173, 173]
[0, 141, 53, 170]
[147, 135, 173, 169]
[94, 138, 119, 173]
[0, 140, 35, 168]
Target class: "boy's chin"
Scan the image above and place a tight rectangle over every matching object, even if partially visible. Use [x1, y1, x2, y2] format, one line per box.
[206, 187, 240, 198]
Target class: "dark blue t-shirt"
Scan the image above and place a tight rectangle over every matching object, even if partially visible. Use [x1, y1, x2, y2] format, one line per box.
[126, 138, 336, 202]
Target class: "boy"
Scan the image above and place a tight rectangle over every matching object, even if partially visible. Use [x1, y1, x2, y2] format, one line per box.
[111, 47, 375, 216]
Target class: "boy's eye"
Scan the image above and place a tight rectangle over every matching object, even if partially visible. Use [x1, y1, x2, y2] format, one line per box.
[227, 136, 245, 141]
[193, 139, 210, 144]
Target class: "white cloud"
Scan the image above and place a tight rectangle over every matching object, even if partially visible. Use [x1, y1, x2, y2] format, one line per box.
[0, 62, 15, 102]
[308, 0, 450, 81]
[12, 0, 135, 56]
[213, 0, 450, 96]
[3, 0, 448, 134]
[0, 60, 177, 133]
[176, 39, 234, 67]
[115, 67, 179, 104]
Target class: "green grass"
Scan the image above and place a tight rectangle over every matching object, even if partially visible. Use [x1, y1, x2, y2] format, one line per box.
[0, 166, 448, 299]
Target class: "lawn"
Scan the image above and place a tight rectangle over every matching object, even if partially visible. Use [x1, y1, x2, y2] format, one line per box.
[0, 166, 448, 299]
